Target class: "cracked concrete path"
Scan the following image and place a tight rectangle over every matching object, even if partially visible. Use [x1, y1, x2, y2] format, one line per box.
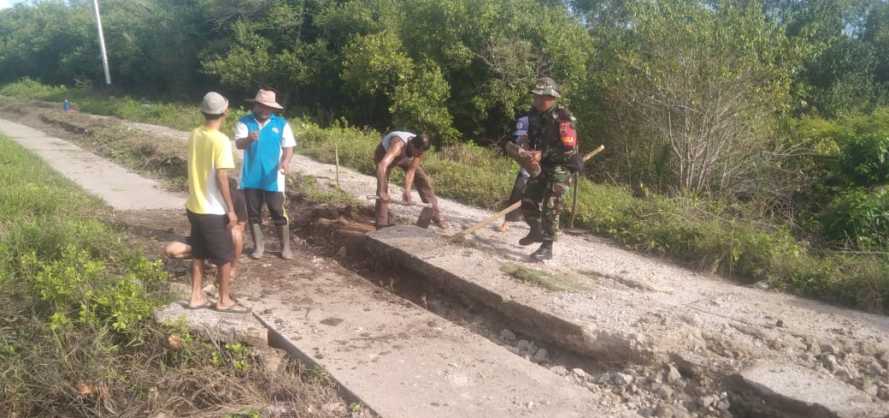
[0, 118, 185, 210]
[231, 251, 628, 418]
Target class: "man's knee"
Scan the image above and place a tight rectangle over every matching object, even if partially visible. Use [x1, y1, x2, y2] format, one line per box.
[164, 241, 191, 258]
[231, 224, 245, 241]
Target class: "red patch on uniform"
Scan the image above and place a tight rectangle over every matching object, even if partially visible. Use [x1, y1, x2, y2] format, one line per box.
[559, 121, 576, 149]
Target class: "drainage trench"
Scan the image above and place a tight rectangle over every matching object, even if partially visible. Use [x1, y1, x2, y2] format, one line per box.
[289, 200, 744, 418]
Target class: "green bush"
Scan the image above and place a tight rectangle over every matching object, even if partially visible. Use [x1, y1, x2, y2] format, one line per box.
[0, 77, 67, 100]
[0, 136, 166, 334]
[839, 133, 889, 186]
[822, 188, 889, 249]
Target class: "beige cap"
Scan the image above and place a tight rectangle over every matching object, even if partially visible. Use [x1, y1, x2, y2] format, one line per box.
[200, 91, 229, 115]
[246, 89, 284, 111]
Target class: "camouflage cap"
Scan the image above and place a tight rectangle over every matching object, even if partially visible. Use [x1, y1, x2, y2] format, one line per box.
[531, 77, 560, 98]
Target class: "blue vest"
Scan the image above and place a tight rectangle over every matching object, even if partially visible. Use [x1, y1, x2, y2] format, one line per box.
[239, 114, 288, 192]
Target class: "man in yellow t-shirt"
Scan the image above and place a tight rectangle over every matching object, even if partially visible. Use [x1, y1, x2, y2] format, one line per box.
[184, 91, 245, 313]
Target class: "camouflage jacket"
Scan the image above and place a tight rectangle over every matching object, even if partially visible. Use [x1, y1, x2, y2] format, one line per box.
[527, 104, 579, 168]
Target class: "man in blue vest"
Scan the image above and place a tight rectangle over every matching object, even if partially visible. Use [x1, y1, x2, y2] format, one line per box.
[234, 88, 296, 260]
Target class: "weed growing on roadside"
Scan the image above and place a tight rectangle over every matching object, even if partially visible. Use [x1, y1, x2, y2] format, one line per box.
[288, 174, 360, 208]
[500, 263, 582, 291]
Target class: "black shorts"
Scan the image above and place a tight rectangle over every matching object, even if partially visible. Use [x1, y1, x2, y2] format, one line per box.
[186, 210, 234, 265]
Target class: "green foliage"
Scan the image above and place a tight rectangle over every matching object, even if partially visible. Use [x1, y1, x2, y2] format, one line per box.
[19, 245, 164, 333]
[211, 342, 251, 372]
[593, 0, 804, 194]
[390, 60, 457, 142]
[197, 0, 596, 140]
[0, 77, 67, 100]
[823, 188, 889, 249]
[0, 136, 166, 335]
[838, 133, 889, 186]
[828, 108, 889, 187]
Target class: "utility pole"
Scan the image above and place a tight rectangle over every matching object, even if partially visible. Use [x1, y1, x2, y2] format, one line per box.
[92, 0, 111, 85]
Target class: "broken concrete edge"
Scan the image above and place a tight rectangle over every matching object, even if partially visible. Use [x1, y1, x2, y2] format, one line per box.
[725, 373, 839, 418]
[362, 232, 655, 364]
[152, 304, 379, 416]
[254, 314, 382, 418]
[152, 304, 269, 348]
[726, 361, 886, 418]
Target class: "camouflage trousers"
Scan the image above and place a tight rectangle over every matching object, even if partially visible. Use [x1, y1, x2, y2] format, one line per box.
[521, 166, 571, 242]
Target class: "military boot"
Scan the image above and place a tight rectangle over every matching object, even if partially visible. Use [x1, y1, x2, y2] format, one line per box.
[530, 240, 553, 262]
[519, 222, 544, 246]
[277, 224, 293, 260]
[249, 223, 264, 259]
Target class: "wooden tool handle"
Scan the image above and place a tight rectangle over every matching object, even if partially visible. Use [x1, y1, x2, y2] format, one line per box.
[451, 201, 522, 240]
[583, 145, 605, 162]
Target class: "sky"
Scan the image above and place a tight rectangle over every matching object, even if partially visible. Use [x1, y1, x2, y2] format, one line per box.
[0, 0, 25, 10]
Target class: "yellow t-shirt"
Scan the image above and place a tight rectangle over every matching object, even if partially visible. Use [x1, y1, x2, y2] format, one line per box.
[186, 126, 235, 215]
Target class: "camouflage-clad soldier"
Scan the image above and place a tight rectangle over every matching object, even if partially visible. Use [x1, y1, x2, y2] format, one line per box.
[519, 77, 579, 261]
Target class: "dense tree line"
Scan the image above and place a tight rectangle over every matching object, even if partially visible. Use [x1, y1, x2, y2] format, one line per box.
[2, 0, 889, 249]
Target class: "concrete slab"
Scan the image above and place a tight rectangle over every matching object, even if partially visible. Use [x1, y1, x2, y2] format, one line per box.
[366, 225, 654, 362]
[731, 361, 885, 418]
[232, 263, 634, 418]
[154, 302, 268, 348]
[0, 119, 185, 210]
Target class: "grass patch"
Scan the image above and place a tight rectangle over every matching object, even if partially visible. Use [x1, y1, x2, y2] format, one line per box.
[0, 136, 345, 417]
[3, 78, 889, 314]
[288, 174, 361, 208]
[1, 77, 248, 133]
[39, 112, 192, 191]
[500, 263, 583, 291]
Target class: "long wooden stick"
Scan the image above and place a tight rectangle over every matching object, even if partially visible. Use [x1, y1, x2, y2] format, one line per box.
[583, 145, 605, 162]
[455, 145, 605, 240]
[451, 201, 522, 240]
[335, 143, 341, 189]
